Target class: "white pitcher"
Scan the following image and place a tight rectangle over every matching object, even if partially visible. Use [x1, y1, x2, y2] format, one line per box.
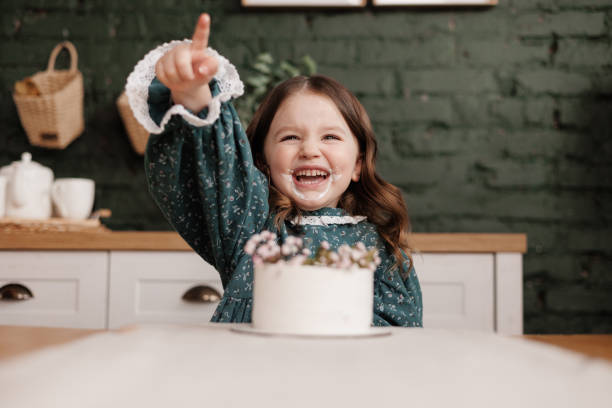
[0, 152, 54, 219]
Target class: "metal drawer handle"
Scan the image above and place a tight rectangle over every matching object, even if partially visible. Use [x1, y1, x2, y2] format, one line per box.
[0, 283, 34, 301]
[182, 285, 221, 303]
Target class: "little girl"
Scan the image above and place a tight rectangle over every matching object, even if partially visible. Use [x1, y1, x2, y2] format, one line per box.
[127, 14, 423, 327]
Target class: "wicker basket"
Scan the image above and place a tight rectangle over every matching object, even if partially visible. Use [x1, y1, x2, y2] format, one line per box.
[116, 91, 150, 155]
[12, 41, 84, 149]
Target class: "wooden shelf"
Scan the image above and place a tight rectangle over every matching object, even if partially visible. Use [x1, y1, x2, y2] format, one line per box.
[409, 233, 527, 253]
[0, 231, 527, 253]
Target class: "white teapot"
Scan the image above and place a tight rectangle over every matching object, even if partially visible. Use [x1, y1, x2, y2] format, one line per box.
[0, 152, 54, 219]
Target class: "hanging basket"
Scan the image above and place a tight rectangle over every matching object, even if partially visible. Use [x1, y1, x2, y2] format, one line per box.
[116, 91, 149, 155]
[12, 41, 85, 149]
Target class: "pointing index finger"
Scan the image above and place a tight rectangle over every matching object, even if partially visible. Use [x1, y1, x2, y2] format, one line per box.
[191, 13, 210, 52]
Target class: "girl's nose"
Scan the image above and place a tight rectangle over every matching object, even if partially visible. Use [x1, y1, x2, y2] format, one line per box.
[299, 140, 320, 159]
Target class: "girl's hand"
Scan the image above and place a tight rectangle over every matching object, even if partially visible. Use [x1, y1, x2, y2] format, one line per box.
[155, 13, 219, 112]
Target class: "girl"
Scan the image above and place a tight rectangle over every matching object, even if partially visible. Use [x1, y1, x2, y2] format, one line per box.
[126, 14, 423, 327]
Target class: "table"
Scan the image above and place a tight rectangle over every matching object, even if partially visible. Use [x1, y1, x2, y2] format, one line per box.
[0, 324, 611, 408]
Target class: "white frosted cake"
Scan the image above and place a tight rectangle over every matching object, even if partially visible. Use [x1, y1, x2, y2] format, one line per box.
[251, 263, 374, 335]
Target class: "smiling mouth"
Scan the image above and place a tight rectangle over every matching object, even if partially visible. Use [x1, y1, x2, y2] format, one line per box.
[292, 169, 330, 186]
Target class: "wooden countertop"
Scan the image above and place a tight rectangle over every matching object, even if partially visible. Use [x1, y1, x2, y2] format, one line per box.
[0, 326, 609, 362]
[522, 334, 612, 362]
[0, 231, 527, 253]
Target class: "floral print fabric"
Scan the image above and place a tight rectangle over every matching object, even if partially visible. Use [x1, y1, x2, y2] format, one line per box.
[145, 78, 423, 327]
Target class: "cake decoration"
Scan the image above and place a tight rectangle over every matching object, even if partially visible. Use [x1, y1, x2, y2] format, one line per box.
[244, 230, 381, 270]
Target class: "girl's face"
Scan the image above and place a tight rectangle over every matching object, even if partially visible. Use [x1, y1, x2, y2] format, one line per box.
[263, 90, 362, 211]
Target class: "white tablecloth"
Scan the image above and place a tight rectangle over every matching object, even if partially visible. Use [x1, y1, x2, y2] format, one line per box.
[0, 324, 611, 407]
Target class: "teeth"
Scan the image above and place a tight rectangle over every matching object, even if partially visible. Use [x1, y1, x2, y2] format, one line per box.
[295, 169, 328, 177]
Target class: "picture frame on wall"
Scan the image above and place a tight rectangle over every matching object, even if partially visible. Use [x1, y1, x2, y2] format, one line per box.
[373, 0, 497, 5]
[242, 0, 366, 6]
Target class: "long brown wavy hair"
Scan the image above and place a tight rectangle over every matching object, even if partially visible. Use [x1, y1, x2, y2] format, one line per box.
[245, 75, 414, 273]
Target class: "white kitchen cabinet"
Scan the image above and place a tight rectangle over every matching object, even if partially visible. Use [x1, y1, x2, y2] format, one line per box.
[108, 251, 522, 333]
[108, 251, 223, 329]
[0, 251, 108, 329]
[416, 252, 523, 334]
[416, 253, 495, 331]
[0, 244, 523, 334]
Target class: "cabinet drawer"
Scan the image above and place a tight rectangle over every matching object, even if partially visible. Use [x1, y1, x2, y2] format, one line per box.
[109, 251, 223, 329]
[0, 251, 108, 329]
[415, 253, 494, 331]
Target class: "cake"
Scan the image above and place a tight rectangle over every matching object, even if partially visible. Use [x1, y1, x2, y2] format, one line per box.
[245, 231, 380, 336]
[252, 263, 374, 335]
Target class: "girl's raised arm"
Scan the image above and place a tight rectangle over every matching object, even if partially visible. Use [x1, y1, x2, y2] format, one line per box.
[127, 14, 269, 287]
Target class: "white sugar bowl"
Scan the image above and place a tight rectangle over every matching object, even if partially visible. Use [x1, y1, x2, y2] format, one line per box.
[0, 152, 54, 219]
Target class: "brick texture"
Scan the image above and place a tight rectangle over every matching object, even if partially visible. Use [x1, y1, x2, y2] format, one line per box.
[1, 0, 610, 333]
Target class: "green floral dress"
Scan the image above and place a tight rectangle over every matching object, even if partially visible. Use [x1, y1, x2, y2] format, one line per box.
[136, 45, 422, 327]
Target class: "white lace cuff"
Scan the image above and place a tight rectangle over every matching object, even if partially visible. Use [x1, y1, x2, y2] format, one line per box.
[290, 215, 368, 226]
[125, 40, 244, 135]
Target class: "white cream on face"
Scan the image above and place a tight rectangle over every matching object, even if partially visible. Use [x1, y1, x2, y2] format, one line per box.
[280, 168, 342, 202]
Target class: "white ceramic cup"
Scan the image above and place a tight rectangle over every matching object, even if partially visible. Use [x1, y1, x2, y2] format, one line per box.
[0, 175, 7, 217]
[51, 178, 95, 220]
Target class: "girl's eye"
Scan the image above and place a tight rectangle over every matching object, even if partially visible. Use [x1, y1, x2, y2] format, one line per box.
[323, 134, 341, 141]
[280, 135, 299, 142]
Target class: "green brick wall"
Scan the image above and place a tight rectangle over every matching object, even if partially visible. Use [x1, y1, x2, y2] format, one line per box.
[1, 0, 610, 333]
